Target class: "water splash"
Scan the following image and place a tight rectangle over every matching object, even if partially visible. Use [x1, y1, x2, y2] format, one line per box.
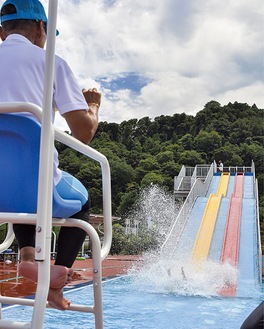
[126, 185, 238, 297]
[126, 184, 182, 245]
[129, 253, 238, 297]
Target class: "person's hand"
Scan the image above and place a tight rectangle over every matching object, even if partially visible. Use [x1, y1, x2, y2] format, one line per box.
[82, 88, 101, 108]
[64, 88, 100, 144]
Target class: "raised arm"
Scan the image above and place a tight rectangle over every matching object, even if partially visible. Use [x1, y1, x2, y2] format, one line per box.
[63, 88, 101, 144]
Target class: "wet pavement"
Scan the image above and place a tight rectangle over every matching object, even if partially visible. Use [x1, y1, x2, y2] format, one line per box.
[0, 255, 138, 298]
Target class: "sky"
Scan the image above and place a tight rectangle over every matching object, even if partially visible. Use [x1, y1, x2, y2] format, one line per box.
[12, 1, 264, 129]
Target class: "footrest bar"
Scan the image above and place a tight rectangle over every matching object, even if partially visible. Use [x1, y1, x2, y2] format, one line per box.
[0, 296, 95, 314]
[0, 320, 31, 329]
[68, 303, 94, 313]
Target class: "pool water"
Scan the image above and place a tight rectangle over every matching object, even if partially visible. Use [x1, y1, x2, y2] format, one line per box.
[2, 276, 262, 329]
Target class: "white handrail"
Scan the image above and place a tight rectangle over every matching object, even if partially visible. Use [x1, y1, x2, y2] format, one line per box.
[54, 129, 112, 260]
[31, 1, 58, 327]
[0, 102, 42, 120]
[35, 0, 58, 260]
[0, 103, 112, 261]
[0, 223, 15, 253]
[255, 178, 262, 284]
[0, 102, 112, 328]
[0, 217, 104, 328]
[161, 163, 214, 256]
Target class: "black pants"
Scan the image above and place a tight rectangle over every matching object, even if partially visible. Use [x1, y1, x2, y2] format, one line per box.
[13, 198, 91, 268]
[240, 301, 264, 329]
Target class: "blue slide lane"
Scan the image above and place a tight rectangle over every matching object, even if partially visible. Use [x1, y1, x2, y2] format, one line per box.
[206, 176, 220, 196]
[177, 175, 237, 261]
[208, 175, 235, 261]
[208, 197, 229, 261]
[236, 197, 258, 296]
[236, 174, 260, 296]
[175, 197, 207, 260]
[243, 175, 254, 198]
[226, 175, 235, 197]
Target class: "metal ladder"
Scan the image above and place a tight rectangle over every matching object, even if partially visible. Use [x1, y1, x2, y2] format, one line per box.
[0, 1, 112, 328]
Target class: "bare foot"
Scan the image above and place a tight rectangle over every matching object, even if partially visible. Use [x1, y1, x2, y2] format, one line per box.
[65, 268, 74, 285]
[48, 288, 70, 310]
[19, 261, 74, 289]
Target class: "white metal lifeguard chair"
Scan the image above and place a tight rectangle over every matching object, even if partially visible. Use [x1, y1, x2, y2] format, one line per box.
[0, 1, 112, 328]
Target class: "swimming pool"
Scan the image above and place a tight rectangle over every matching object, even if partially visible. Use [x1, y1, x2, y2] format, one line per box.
[2, 275, 262, 329]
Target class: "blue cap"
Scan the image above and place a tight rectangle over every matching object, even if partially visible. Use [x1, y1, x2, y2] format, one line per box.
[0, 0, 59, 35]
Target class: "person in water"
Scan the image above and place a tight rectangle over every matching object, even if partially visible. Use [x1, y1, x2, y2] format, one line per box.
[0, 0, 101, 310]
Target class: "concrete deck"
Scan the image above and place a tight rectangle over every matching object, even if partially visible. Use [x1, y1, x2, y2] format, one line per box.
[0, 255, 138, 298]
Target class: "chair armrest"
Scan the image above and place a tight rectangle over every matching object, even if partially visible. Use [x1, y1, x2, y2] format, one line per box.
[54, 127, 112, 261]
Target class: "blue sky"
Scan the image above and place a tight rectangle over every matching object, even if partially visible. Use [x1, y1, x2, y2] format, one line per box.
[34, 1, 264, 127]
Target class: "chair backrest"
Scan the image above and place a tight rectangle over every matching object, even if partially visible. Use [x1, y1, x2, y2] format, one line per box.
[0, 113, 82, 218]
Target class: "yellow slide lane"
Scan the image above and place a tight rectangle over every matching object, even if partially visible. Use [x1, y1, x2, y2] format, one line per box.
[192, 173, 230, 263]
[216, 172, 230, 197]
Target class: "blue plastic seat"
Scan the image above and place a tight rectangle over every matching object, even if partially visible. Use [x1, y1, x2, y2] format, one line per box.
[0, 113, 82, 218]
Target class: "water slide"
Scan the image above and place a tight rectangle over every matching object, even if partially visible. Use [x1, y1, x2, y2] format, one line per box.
[171, 171, 260, 297]
[191, 173, 230, 263]
[161, 163, 261, 297]
[170, 171, 260, 297]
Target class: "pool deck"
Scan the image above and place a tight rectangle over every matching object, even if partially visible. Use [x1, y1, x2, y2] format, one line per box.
[0, 255, 138, 299]
[63, 255, 138, 286]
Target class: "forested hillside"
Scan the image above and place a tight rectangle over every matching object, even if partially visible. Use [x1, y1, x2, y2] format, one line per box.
[56, 101, 264, 226]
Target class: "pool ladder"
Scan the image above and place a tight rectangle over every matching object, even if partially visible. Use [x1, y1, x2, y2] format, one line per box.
[0, 1, 112, 328]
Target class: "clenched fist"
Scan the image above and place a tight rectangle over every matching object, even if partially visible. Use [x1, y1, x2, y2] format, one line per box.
[82, 88, 101, 108]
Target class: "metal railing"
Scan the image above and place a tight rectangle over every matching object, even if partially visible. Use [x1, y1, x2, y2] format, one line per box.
[162, 163, 214, 256]
[0, 103, 112, 329]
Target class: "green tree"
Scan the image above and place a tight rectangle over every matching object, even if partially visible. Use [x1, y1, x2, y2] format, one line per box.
[178, 150, 205, 166]
[239, 143, 264, 173]
[119, 119, 138, 150]
[213, 144, 242, 166]
[134, 117, 152, 142]
[230, 118, 257, 145]
[142, 136, 162, 155]
[179, 133, 194, 150]
[110, 224, 127, 255]
[194, 130, 222, 159]
[117, 188, 140, 218]
[110, 160, 136, 213]
[164, 143, 184, 162]
[58, 148, 81, 176]
[191, 101, 222, 135]
[141, 172, 165, 187]
[135, 156, 161, 182]
[155, 151, 174, 165]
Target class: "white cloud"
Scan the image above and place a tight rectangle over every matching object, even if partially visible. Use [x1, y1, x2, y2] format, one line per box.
[216, 81, 264, 108]
[19, 1, 264, 128]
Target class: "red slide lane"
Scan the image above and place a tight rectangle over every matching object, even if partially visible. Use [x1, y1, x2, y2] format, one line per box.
[233, 172, 244, 198]
[219, 173, 244, 296]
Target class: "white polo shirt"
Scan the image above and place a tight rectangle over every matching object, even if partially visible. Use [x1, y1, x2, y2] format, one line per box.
[0, 34, 88, 184]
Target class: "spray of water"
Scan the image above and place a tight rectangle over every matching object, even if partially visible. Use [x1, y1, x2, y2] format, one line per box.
[126, 184, 181, 245]
[127, 185, 238, 297]
[130, 253, 238, 297]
